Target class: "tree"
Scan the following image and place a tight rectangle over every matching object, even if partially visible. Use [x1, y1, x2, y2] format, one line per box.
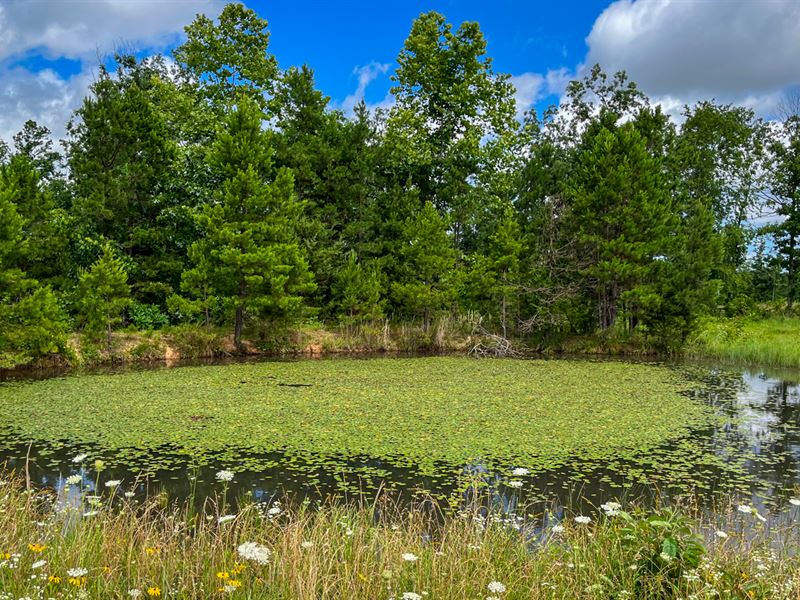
[0, 181, 67, 367]
[76, 243, 131, 350]
[392, 201, 456, 329]
[387, 11, 517, 251]
[331, 251, 383, 329]
[765, 116, 800, 308]
[187, 97, 315, 351]
[569, 118, 676, 331]
[174, 2, 277, 110]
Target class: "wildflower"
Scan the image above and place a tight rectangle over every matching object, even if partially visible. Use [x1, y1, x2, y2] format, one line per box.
[574, 515, 591, 525]
[227, 580, 241, 588]
[83, 510, 99, 518]
[232, 563, 246, 575]
[65, 475, 82, 486]
[146, 587, 161, 597]
[301, 541, 313, 549]
[125, 491, 136, 498]
[511, 467, 529, 476]
[402, 552, 419, 562]
[68, 576, 87, 587]
[105, 480, 121, 488]
[790, 498, 800, 506]
[267, 506, 282, 517]
[216, 470, 234, 482]
[223, 582, 241, 593]
[145, 547, 159, 556]
[551, 524, 565, 534]
[67, 568, 88, 578]
[128, 590, 142, 598]
[218, 515, 236, 525]
[237, 541, 271, 565]
[600, 501, 621, 516]
[27, 543, 46, 553]
[72, 454, 88, 463]
[402, 593, 422, 600]
[93, 459, 105, 471]
[32, 560, 47, 569]
[48, 575, 62, 584]
[506, 480, 523, 489]
[487, 581, 507, 593]
[217, 572, 230, 580]
[738, 504, 753, 514]
[715, 530, 729, 539]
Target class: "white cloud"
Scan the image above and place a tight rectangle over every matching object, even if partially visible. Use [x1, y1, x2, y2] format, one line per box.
[510, 68, 573, 117]
[584, 0, 800, 116]
[339, 61, 391, 114]
[0, 0, 224, 61]
[0, 64, 94, 146]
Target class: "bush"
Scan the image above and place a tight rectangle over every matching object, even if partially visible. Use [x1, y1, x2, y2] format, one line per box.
[128, 302, 169, 330]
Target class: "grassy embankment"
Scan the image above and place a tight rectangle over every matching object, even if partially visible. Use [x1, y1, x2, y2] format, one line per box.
[686, 317, 800, 369]
[1, 471, 799, 599]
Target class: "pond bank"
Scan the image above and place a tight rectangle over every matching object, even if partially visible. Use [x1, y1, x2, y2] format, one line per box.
[0, 471, 798, 599]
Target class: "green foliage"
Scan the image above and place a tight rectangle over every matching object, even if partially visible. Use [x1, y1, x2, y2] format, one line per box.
[128, 302, 169, 330]
[76, 243, 131, 349]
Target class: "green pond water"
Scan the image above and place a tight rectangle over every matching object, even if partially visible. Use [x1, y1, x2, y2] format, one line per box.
[0, 356, 798, 518]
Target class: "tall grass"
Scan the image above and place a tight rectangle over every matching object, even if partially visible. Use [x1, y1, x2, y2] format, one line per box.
[687, 317, 800, 368]
[2, 472, 800, 599]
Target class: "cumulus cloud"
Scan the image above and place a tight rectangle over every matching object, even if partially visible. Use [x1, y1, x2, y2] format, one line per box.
[0, 64, 95, 146]
[510, 67, 574, 117]
[0, 0, 224, 61]
[584, 0, 800, 115]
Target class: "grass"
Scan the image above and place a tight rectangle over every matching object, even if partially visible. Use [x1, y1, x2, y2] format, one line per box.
[687, 317, 800, 368]
[1, 471, 800, 599]
[0, 358, 713, 484]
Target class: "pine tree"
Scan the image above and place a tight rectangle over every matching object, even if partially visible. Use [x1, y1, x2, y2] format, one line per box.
[188, 96, 315, 351]
[77, 243, 131, 350]
[331, 251, 383, 329]
[391, 201, 456, 330]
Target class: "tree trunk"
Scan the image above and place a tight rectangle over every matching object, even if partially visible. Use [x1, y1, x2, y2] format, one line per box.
[234, 306, 244, 353]
[106, 310, 112, 352]
[501, 293, 507, 339]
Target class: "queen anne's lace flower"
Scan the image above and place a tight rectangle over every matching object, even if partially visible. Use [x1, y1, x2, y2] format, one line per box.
[216, 470, 234, 482]
[487, 581, 506, 593]
[237, 542, 271, 565]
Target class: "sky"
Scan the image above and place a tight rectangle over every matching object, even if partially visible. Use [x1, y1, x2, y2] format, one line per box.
[1, 0, 799, 146]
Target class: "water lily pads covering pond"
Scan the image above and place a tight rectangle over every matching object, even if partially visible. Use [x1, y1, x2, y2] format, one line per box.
[0, 358, 712, 483]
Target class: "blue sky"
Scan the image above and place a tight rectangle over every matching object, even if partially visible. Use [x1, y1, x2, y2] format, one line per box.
[0, 0, 799, 143]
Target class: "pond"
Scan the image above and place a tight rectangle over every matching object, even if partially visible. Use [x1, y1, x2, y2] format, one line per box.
[1, 356, 799, 519]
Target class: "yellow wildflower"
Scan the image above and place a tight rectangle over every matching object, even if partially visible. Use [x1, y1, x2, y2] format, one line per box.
[216, 571, 230, 580]
[147, 587, 161, 597]
[145, 547, 160, 556]
[28, 543, 46, 553]
[0, 552, 10, 560]
[102, 565, 111, 574]
[231, 562, 246, 575]
[68, 576, 87, 587]
[227, 580, 242, 588]
[48, 575, 62, 584]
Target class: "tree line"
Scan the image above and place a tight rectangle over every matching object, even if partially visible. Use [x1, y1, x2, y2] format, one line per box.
[1, 4, 798, 366]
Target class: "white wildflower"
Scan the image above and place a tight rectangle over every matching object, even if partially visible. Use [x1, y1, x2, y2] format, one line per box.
[31, 560, 46, 569]
[301, 541, 313, 549]
[506, 480, 523, 489]
[217, 515, 236, 525]
[660, 551, 674, 562]
[237, 541, 271, 565]
[124, 491, 135, 499]
[789, 498, 800, 506]
[402, 552, 418, 562]
[267, 506, 282, 517]
[128, 590, 142, 598]
[600, 501, 621, 516]
[511, 467, 529, 476]
[402, 594, 422, 600]
[215, 470, 234, 482]
[67, 567, 88, 577]
[487, 581, 506, 593]
[82, 511, 98, 517]
[715, 530, 728, 539]
[551, 524, 565, 534]
[65, 475, 82, 486]
[738, 504, 753, 514]
[105, 480, 121, 488]
[72, 454, 88, 463]
[574, 515, 591, 525]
